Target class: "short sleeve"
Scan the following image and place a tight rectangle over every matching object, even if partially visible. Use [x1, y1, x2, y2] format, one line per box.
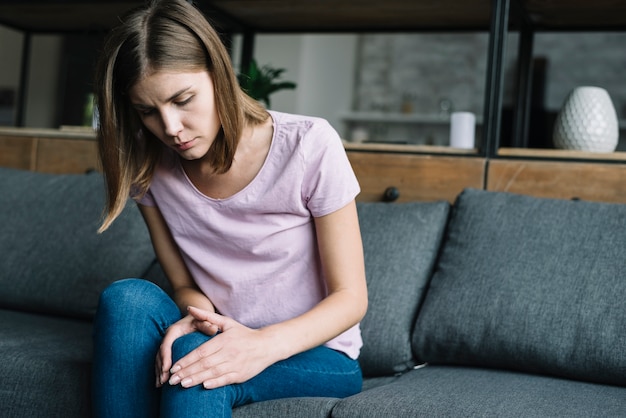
[301, 119, 360, 217]
[133, 187, 156, 207]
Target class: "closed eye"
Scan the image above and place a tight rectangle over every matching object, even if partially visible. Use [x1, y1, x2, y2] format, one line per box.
[132, 93, 193, 117]
[175, 96, 193, 107]
[133, 104, 155, 116]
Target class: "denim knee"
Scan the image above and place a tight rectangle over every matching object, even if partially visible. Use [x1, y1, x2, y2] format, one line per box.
[170, 332, 212, 364]
[98, 279, 161, 312]
[95, 278, 180, 333]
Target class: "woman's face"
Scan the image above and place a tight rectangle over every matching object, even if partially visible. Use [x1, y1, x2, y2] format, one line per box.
[129, 69, 221, 161]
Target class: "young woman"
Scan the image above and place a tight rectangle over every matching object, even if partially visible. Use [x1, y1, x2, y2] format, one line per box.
[91, 0, 367, 417]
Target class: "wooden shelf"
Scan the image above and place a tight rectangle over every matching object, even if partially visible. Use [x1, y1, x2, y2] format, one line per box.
[201, 0, 626, 32]
[487, 158, 626, 204]
[340, 112, 483, 125]
[0, 126, 96, 140]
[0, 2, 144, 33]
[347, 151, 486, 204]
[498, 148, 626, 162]
[0, 128, 99, 173]
[3, 1, 626, 34]
[202, 0, 493, 32]
[344, 141, 478, 156]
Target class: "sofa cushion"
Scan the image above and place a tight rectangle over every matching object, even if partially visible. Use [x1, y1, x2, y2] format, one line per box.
[0, 309, 93, 417]
[0, 168, 164, 319]
[332, 365, 626, 418]
[356, 201, 449, 376]
[233, 397, 338, 418]
[413, 189, 626, 386]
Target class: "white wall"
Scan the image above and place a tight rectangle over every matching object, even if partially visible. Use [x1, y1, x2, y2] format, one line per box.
[3, 27, 358, 131]
[293, 34, 358, 135]
[234, 33, 358, 138]
[251, 34, 302, 114]
[2, 29, 360, 133]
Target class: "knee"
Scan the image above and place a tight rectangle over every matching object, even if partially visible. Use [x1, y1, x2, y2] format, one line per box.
[99, 278, 155, 305]
[96, 278, 164, 319]
[171, 332, 211, 364]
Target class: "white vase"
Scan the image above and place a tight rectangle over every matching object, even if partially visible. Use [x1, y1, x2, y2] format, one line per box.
[552, 86, 618, 152]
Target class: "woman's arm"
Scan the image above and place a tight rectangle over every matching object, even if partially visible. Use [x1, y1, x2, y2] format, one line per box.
[138, 203, 220, 386]
[263, 199, 368, 357]
[138, 203, 215, 314]
[168, 200, 368, 389]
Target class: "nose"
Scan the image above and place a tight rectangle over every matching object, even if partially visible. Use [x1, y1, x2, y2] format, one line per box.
[161, 109, 183, 138]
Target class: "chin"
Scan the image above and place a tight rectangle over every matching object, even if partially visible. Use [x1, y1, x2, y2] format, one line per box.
[178, 148, 209, 162]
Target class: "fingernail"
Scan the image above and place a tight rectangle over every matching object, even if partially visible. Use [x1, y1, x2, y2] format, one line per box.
[170, 365, 181, 373]
[169, 375, 181, 385]
[181, 378, 192, 388]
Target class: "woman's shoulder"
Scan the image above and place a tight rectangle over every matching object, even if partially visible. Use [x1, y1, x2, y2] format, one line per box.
[269, 111, 339, 146]
[269, 110, 332, 130]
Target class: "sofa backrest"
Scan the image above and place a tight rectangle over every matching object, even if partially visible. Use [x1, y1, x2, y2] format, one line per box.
[356, 200, 450, 377]
[0, 168, 168, 319]
[413, 188, 626, 387]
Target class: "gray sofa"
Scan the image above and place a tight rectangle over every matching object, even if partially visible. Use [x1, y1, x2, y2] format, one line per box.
[1, 166, 625, 417]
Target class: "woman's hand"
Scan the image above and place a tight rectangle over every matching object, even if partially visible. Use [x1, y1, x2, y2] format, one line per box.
[155, 312, 220, 388]
[167, 306, 276, 390]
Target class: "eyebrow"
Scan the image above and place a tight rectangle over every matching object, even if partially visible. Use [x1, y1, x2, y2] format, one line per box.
[132, 86, 193, 109]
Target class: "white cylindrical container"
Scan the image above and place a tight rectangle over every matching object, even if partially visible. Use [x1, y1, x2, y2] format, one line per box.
[351, 126, 369, 143]
[449, 112, 476, 149]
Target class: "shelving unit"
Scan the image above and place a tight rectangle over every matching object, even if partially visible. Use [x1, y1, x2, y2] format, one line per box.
[341, 113, 454, 125]
[0, 127, 98, 173]
[339, 112, 484, 146]
[1, 0, 625, 202]
[2, 0, 625, 159]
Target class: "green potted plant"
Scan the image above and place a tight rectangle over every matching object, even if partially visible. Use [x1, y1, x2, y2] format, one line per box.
[237, 59, 296, 108]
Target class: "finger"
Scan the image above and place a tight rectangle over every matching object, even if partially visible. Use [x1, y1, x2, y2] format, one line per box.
[159, 335, 176, 372]
[174, 356, 232, 389]
[155, 356, 163, 388]
[193, 319, 220, 336]
[169, 340, 223, 386]
[157, 345, 172, 386]
[158, 318, 195, 384]
[202, 371, 239, 390]
[187, 306, 229, 329]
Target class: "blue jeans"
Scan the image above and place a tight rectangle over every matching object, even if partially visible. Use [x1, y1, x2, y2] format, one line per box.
[92, 279, 362, 418]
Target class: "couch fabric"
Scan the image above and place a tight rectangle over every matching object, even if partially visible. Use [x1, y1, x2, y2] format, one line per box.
[0, 168, 169, 319]
[356, 200, 449, 376]
[413, 189, 626, 387]
[332, 365, 626, 418]
[1, 167, 624, 418]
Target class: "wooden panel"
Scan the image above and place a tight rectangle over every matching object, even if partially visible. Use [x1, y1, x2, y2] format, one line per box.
[347, 152, 486, 203]
[0, 136, 35, 170]
[35, 138, 100, 174]
[206, 0, 492, 31]
[498, 147, 626, 161]
[3, 0, 626, 33]
[345, 141, 478, 156]
[0, 2, 143, 33]
[487, 159, 626, 204]
[523, 0, 626, 29]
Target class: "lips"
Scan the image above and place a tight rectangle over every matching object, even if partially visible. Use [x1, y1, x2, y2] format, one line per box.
[176, 138, 196, 151]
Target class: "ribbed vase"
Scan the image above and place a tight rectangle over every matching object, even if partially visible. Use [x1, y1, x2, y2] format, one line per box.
[553, 86, 618, 152]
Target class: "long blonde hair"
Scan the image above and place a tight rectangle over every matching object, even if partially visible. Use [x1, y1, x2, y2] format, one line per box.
[95, 0, 267, 232]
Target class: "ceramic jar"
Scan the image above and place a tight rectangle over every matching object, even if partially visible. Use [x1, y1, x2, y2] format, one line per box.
[553, 86, 618, 152]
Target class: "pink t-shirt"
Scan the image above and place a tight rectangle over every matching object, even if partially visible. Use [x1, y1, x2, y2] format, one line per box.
[138, 111, 362, 359]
